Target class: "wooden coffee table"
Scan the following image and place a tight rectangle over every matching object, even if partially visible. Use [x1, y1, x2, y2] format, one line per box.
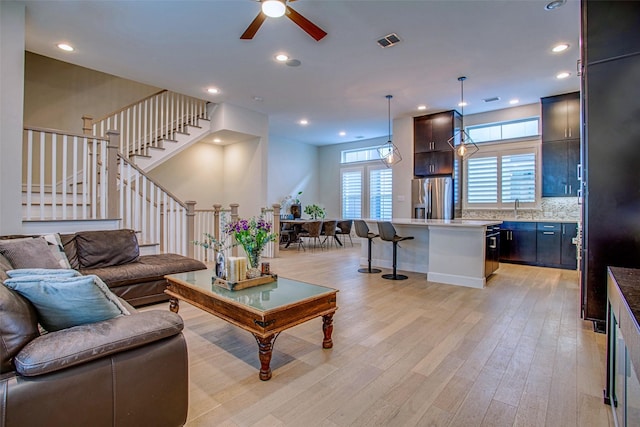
[164, 269, 338, 380]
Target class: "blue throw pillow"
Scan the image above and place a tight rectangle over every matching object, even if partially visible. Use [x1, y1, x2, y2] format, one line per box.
[6, 268, 80, 278]
[3, 274, 130, 332]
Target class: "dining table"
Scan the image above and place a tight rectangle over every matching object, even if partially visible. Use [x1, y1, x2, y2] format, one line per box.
[280, 218, 344, 248]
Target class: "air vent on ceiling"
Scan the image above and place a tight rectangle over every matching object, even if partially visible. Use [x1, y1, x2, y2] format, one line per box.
[483, 96, 501, 103]
[377, 33, 401, 48]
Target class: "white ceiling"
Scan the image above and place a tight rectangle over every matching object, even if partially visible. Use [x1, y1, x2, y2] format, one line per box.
[21, 0, 581, 146]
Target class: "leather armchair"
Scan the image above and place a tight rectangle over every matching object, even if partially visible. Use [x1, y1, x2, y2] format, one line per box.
[0, 284, 188, 427]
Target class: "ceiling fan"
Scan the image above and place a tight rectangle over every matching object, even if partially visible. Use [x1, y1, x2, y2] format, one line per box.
[240, 0, 327, 41]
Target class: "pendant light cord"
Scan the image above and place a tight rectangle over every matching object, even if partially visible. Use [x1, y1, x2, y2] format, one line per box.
[458, 76, 466, 143]
[386, 94, 392, 143]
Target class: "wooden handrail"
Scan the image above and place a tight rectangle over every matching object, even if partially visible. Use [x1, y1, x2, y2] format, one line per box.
[24, 125, 109, 141]
[117, 153, 187, 210]
[91, 89, 167, 124]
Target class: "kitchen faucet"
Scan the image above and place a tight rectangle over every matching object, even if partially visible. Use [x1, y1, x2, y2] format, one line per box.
[514, 198, 520, 219]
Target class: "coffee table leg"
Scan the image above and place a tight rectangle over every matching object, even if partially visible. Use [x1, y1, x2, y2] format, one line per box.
[169, 297, 179, 313]
[322, 313, 334, 349]
[254, 334, 277, 381]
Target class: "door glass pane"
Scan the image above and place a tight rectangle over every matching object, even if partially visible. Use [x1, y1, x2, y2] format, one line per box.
[502, 153, 535, 203]
[341, 170, 362, 219]
[369, 168, 392, 220]
[467, 156, 498, 203]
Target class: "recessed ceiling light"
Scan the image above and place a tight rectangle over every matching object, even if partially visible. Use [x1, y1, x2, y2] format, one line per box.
[509, 99, 520, 105]
[552, 43, 570, 53]
[556, 72, 571, 79]
[57, 43, 74, 52]
[213, 138, 222, 143]
[275, 54, 289, 62]
[299, 119, 308, 125]
[545, 0, 566, 10]
[417, 105, 427, 110]
[339, 131, 346, 136]
[458, 101, 468, 107]
[207, 87, 220, 94]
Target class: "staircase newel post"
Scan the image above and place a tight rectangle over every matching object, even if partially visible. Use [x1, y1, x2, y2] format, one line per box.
[272, 203, 281, 258]
[82, 115, 94, 136]
[230, 203, 239, 257]
[185, 201, 196, 258]
[106, 130, 120, 219]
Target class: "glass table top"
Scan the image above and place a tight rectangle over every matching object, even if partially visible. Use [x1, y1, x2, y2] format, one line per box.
[167, 269, 336, 312]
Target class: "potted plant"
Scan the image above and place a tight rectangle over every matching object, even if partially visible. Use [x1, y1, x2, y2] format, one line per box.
[304, 204, 326, 220]
[224, 216, 278, 278]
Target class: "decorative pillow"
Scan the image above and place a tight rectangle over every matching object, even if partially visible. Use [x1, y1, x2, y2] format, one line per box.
[41, 234, 72, 269]
[0, 253, 12, 282]
[75, 229, 140, 269]
[0, 237, 61, 269]
[6, 268, 80, 278]
[0, 284, 39, 373]
[59, 233, 79, 269]
[3, 274, 130, 332]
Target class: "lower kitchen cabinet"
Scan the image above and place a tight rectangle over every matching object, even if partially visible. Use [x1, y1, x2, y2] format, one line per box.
[500, 222, 537, 264]
[501, 221, 578, 269]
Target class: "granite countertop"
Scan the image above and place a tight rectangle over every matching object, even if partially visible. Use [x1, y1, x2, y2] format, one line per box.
[364, 218, 502, 228]
[609, 267, 640, 331]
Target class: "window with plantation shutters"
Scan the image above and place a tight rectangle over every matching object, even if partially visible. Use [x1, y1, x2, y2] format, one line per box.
[369, 167, 392, 220]
[502, 153, 535, 202]
[341, 169, 362, 219]
[467, 156, 498, 204]
[464, 145, 538, 208]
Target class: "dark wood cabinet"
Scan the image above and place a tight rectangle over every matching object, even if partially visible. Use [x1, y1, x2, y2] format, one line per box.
[542, 139, 580, 196]
[414, 110, 460, 177]
[581, 0, 640, 326]
[541, 92, 580, 142]
[414, 151, 453, 176]
[500, 221, 577, 269]
[561, 222, 577, 269]
[500, 222, 537, 264]
[541, 91, 580, 198]
[537, 223, 562, 266]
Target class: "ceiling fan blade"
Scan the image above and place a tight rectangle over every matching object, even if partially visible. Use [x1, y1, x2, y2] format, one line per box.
[240, 12, 267, 39]
[285, 5, 327, 41]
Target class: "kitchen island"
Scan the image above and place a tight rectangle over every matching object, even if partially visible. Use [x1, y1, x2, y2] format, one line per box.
[362, 219, 502, 288]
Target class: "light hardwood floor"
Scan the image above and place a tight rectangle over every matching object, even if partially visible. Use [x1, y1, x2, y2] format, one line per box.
[153, 244, 614, 426]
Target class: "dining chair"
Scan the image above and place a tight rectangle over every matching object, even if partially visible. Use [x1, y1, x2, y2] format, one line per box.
[336, 219, 353, 247]
[354, 220, 381, 273]
[377, 221, 414, 280]
[298, 221, 322, 251]
[321, 220, 338, 249]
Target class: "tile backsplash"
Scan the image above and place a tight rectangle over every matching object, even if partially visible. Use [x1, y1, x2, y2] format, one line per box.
[462, 197, 581, 222]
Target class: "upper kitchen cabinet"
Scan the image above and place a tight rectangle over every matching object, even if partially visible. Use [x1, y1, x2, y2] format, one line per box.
[414, 110, 461, 153]
[542, 139, 580, 197]
[414, 110, 460, 177]
[583, 1, 640, 64]
[541, 92, 580, 143]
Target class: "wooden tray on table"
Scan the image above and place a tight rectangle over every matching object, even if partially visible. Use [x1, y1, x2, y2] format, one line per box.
[213, 274, 277, 291]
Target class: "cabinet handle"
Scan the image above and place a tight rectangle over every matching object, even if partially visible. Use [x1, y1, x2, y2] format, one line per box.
[543, 225, 554, 228]
[489, 236, 497, 249]
[569, 185, 572, 194]
[577, 164, 582, 181]
[564, 185, 568, 194]
[543, 231, 555, 235]
[569, 128, 572, 138]
[562, 224, 565, 234]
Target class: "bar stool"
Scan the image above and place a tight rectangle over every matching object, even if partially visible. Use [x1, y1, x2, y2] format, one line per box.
[354, 220, 382, 273]
[377, 221, 414, 280]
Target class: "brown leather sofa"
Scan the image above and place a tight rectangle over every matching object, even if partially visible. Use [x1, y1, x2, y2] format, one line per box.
[0, 283, 188, 426]
[60, 229, 206, 307]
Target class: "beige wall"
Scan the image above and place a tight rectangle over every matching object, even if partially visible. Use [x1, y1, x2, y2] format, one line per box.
[0, 2, 26, 234]
[146, 142, 224, 209]
[24, 52, 160, 134]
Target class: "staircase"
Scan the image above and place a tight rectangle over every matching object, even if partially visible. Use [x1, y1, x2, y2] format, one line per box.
[85, 90, 211, 172]
[22, 90, 213, 256]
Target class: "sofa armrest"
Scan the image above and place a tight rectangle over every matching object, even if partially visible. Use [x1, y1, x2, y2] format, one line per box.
[14, 310, 183, 377]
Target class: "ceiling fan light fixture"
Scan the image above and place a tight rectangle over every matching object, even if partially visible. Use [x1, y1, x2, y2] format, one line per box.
[262, 0, 286, 18]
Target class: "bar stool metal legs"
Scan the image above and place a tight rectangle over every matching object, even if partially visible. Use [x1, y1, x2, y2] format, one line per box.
[377, 221, 414, 281]
[354, 220, 381, 274]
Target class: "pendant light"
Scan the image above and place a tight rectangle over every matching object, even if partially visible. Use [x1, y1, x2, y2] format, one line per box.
[447, 76, 479, 158]
[377, 95, 402, 168]
[262, 0, 286, 18]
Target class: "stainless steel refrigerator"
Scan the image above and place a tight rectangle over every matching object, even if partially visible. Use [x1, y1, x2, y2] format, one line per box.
[411, 177, 453, 219]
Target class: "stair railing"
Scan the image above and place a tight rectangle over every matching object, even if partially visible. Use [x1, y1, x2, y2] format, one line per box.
[83, 90, 208, 160]
[22, 126, 197, 256]
[22, 126, 113, 221]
